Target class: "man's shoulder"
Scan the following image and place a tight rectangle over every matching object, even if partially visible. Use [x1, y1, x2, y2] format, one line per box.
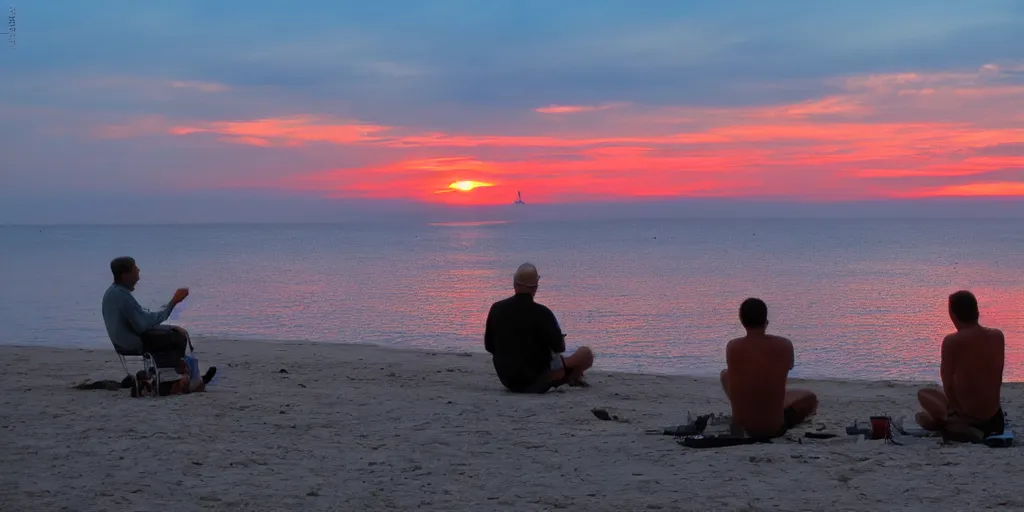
[531, 300, 555, 314]
[103, 284, 125, 301]
[984, 326, 1005, 339]
[487, 296, 520, 317]
[728, 334, 791, 357]
[489, 295, 516, 309]
[943, 328, 1004, 344]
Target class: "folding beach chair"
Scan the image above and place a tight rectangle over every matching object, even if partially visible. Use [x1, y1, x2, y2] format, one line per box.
[115, 347, 183, 397]
[114, 328, 195, 397]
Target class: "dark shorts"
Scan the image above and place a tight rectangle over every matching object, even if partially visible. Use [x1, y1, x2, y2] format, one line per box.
[140, 326, 187, 367]
[503, 353, 567, 394]
[765, 407, 800, 438]
[971, 408, 1005, 437]
[741, 407, 802, 440]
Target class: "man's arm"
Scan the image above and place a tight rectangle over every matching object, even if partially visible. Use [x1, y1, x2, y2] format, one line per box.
[544, 308, 566, 354]
[120, 291, 176, 334]
[997, 330, 1006, 376]
[786, 339, 795, 371]
[484, 304, 497, 354]
[940, 335, 957, 406]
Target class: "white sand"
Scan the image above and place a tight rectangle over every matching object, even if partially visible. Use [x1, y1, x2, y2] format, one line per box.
[1, 339, 1021, 512]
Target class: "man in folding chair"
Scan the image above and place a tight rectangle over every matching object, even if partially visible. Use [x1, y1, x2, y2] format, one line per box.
[101, 256, 199, 392]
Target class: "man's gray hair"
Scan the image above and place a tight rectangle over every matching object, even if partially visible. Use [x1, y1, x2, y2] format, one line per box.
[513, 263, 539, 287]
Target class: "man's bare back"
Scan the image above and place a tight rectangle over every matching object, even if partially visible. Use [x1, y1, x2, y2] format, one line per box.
[720, 298, 818, 438]
[917, 291, 1005, 439]
[942, 326, 1004, 422]
[723, 334, 794, 436]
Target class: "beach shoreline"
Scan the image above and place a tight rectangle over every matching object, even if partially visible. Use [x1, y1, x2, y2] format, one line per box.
[2, 334, 972, 384]
[2, 339, 1021, 511]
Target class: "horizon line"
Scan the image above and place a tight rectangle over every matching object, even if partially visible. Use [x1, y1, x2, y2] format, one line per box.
[5, 215, 1024, 228]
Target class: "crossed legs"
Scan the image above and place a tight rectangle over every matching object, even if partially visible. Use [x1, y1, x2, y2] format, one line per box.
[914, 386, 987, 441]
[915, 387, 949, 431]
[551, 346, 595, 387]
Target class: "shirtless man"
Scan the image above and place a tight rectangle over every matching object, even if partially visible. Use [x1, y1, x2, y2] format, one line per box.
[720, 298, 818, 438]
[916, 290, 1005, 441]
[484, 263, 595, 393]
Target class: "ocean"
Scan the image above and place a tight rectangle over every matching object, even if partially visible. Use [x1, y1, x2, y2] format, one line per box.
[1, 219, 1021, 381]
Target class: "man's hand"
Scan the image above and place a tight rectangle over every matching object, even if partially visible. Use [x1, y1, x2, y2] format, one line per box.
[171, 287, 190, 305]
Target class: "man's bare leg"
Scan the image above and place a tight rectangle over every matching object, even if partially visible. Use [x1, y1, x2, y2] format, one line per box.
[916, 387, 948, 431]
[784, 388, 818, 425]
[563, 346, 594, 385]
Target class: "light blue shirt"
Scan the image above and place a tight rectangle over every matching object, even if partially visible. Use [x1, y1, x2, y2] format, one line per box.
[101, 283, 176, 353]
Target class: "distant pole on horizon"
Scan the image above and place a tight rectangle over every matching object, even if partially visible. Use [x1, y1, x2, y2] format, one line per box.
[514, 191, 525, 205]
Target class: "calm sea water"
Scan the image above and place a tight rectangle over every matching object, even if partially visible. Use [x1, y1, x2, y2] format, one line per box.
[1, 219, 1021, 381]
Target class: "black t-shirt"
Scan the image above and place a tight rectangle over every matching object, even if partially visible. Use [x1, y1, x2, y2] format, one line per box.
[484, 293, 565, 391]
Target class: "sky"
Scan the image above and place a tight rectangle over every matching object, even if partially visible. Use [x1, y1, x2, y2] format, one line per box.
[1, 1, 1024, 223]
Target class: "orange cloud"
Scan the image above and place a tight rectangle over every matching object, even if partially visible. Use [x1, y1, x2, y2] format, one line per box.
[99, 62, 1024, 204]
[906, 182, 1024, 198]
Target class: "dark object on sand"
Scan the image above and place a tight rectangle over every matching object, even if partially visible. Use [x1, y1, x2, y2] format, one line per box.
[678, 435, 770, 449]
[74, 376, 134, 390]
[647, 414, 713, 436]
[804, 432, 838, 439]
[845, 423, 871, 436]
[591, 408, 627, 422]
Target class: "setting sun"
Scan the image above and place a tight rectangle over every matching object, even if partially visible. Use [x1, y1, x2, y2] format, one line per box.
[448, 180, 494, 192]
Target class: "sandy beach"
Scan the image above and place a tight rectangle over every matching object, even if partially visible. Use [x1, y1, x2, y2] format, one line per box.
[1, 339, 1021, 512]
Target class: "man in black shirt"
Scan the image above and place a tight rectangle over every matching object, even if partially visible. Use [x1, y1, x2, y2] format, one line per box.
[484, 263, 595, 393]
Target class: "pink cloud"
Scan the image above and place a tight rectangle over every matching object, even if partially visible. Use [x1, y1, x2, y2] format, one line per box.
[168, 116, 392, 146]
[905, 182, 1024, 198]
[534, 103, 629, 114]
[93, 62, 1024, 202]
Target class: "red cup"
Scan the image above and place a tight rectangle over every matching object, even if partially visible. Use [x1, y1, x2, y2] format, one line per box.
[869, 416, 891, 440]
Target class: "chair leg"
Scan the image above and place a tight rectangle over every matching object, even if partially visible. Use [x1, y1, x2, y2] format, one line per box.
[118, 355, 131, 378]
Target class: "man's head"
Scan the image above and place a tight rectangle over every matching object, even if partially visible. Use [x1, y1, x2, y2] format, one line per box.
[739, 297, 769, 330]
[513, 263, 540, 296]
[110, 256, 140, 290]
[948, 290, 980, 327]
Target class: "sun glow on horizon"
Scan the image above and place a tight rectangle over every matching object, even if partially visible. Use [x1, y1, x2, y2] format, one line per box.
[448, 180, 494, 192]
